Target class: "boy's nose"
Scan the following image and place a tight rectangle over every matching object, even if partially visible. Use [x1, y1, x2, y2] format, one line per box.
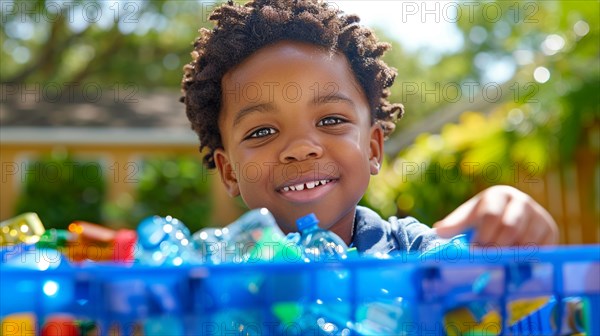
[279, 139, 323, 163]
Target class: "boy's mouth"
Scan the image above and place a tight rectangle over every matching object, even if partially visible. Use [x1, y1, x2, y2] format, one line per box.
[277, 178, 337, 203]
[280, 179, 333, 192]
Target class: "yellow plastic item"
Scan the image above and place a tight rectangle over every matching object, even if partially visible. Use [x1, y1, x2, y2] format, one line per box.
[444, 306, 502, 336]
[0, 212, 45, 246]
[508, 296, 551, 325]
[444, 296, 553, 336]
[1, 313, 36, 336]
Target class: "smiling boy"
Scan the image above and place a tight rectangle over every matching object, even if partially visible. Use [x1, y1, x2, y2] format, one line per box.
[181, 0, 558, 253]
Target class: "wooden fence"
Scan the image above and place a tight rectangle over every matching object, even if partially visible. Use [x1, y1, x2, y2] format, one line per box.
[515, 146, 599, 244]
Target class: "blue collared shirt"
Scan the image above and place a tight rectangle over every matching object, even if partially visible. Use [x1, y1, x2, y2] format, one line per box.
[351, 206, 450, 255]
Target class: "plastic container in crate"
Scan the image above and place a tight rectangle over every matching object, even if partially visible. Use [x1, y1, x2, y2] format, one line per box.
[1, 244, 599, 335]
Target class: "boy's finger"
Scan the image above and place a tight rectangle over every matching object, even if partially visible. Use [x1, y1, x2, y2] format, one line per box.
[435, 189, 513, 241]
[469, 193, 510, 244]
[474, 210, 504, 245]
[516, 218, 546, 246]
[433, 197, 480, 238]
[539, 227, 559, 245]
[494, 199, 530, 246]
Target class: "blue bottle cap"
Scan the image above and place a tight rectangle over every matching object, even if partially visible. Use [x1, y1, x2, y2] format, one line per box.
[296, 213, 319, 232]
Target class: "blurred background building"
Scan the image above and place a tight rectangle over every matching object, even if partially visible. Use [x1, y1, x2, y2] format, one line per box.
[1, 1, 598, 243]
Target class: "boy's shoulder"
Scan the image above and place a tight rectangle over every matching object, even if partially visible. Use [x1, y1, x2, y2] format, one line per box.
[353, 206, 449, 254]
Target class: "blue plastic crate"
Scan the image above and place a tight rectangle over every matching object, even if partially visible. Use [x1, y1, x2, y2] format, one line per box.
[1, 244, 599, 335]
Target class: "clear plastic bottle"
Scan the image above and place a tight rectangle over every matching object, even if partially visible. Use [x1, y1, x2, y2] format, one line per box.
[297, 237, 352, 334]
[192, 208, 302, 264]
[192, 227, 229, 264]
[296, 213, 348, 262]
[218, 208, 287, 263]
[136, 215, 198, 266]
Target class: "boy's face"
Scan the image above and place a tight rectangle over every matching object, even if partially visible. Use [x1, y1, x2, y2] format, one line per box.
[214, 41, 383, 242]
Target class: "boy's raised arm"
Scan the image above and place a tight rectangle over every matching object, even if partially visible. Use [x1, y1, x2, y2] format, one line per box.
[433, 185, 559, 246]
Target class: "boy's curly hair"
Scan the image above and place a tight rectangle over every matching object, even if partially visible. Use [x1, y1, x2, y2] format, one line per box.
[181, 0, 404, 168]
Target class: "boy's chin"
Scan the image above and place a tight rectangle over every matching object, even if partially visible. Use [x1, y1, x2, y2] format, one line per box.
[274, 213, 334, 234]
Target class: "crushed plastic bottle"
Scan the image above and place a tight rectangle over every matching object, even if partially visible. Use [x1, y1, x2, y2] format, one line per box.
[224, 208, 281, 263]
[136, 215, 198, 266]
[284, 232, 301, 246]
[36, 229, 73, 250]
[62, 221, 137, 263]
[0, 212, 45, 246]
[144, 316, 184, 336]
[194, 208, 294, 264]
[296, 213, 348, 262]
[1, 243, 67, 271]
[192, 227, 229, 264]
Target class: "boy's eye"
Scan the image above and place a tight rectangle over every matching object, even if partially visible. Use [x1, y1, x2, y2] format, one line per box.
[247, 127, 276, 139]
[317, 116, 346, 126]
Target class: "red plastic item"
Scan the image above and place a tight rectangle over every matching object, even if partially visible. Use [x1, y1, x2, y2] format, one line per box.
[113, 229, 137, 263]
[65, 221, 137, 263]
[41, 315, 79, 336]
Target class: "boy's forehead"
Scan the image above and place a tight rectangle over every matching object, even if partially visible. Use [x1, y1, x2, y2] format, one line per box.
[222, 40, 342, 83]
[219, 41, 367, 113]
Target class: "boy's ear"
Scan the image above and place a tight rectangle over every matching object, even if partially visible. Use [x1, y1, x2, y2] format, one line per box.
[213, 148, 240, 197]
[369, 124, 384, 175]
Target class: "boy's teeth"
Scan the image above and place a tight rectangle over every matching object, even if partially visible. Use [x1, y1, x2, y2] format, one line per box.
[283, 179, 332, 192]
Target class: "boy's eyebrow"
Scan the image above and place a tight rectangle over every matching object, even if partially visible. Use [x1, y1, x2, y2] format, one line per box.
[312, 93, 356, 108]
[233, 103, 274, 126]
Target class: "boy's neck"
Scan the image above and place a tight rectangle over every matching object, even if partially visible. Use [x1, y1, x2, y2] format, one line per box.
[328, 208, 357, 246]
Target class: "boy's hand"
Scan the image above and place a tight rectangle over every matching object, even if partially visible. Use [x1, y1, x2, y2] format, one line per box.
[433, 185, 558, 246]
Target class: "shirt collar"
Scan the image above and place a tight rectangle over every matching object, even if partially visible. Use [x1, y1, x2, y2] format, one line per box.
[351, 206, 396, 254]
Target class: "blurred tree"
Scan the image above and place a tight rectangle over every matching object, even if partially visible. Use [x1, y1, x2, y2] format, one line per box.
[14, 152, 106, 230]
[104, 156, 213, 233]
[1, 0, 215, 88]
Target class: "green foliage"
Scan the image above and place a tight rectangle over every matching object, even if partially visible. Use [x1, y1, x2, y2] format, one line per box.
[1, 1, 215, 88]
[365, 110, 543, 225]
[118, 156, 213, 233]
[14, 153, 106, 230]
